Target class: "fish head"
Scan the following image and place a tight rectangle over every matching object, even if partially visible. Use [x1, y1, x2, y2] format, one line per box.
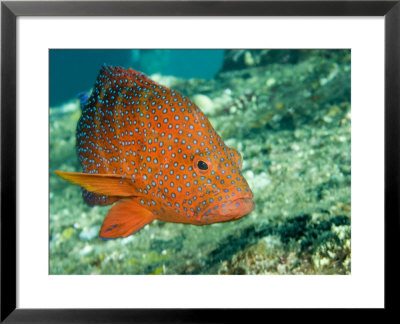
[151, 96, 256, 225]
[189, 144, 254, 224]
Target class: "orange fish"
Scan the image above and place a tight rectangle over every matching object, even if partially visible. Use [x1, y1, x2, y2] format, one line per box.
[56, 65, 254, 239]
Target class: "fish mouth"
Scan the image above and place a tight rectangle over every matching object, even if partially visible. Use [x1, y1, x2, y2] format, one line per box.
[198, 194, 255, 224]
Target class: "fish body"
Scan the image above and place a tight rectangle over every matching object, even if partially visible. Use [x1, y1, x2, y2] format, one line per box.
[56, 65, 254, 239]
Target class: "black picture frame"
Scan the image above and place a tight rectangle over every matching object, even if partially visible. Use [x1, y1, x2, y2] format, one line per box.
[1, 0, 399, 322]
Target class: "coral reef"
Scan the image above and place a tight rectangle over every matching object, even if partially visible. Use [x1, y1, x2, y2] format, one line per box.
[218, 214, 351, 275]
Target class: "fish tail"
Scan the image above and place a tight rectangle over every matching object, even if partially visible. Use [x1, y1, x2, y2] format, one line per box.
[76, 92, 90, 111]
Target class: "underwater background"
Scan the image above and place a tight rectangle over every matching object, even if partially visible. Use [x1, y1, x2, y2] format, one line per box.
[49, 49, 351, 275]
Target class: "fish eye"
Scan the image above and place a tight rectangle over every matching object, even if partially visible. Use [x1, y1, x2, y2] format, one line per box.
[194, 156, 211, 174]
[197, 160, 208, 170]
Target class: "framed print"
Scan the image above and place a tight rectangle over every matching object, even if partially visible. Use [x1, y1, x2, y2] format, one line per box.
[1, 0, 399, 322]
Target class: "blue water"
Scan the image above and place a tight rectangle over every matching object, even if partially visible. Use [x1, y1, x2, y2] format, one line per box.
[49, 49, 225, 107]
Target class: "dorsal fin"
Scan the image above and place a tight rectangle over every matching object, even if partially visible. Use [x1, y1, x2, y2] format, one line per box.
[80, 65, 159, 115]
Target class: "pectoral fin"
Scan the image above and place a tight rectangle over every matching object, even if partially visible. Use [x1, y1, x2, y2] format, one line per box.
[55, 170, 135, 197]
[100, 199, 156, 239]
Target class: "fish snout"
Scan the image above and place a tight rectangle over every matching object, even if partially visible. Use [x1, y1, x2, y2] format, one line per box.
[200, 194, 255, 223]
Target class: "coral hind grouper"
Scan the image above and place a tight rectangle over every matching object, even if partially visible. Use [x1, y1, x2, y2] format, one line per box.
[55, 65, 254, 239]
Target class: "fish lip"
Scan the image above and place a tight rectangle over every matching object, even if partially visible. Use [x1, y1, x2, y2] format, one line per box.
[196, 193, 254, 222]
